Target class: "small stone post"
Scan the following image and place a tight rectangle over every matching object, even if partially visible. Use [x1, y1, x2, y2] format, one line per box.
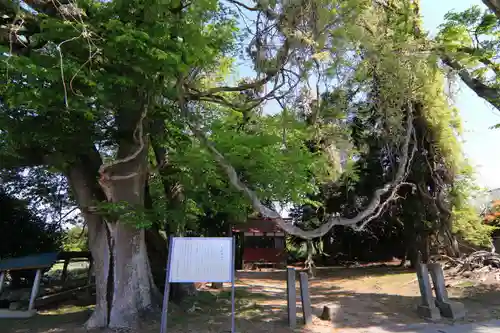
[299, 272, 313, 325]
[286, 268, 296, 328]
[428, 263, 466, 319]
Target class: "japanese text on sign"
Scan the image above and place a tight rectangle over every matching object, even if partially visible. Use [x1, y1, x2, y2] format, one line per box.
[168, 237, 233, 283]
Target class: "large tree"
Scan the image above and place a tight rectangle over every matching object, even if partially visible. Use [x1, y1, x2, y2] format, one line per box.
[0, 0, 446, 329]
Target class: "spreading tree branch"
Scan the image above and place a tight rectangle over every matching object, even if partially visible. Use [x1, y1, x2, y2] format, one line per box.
[180, 74, 416, 239]
[440, 54, 500, 112]
[482, 0, 500, 20]
[98, 96, 150, 196]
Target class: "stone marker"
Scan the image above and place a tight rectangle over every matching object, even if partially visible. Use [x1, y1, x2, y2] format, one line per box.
[299, 272, 313, 325]
[286, 268, 297, 328]
[415, 263, 441, 320]
[320, 304, 338, 321]
[9, 302, 23, 311]
[428, 263, 466, 320]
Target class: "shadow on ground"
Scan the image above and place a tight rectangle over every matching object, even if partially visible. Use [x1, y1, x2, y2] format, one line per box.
[235, 267, 500, 332]
[1, 288, 296, 333]
[0, 307, 92, 333]
[313, 265, 414, 280]
[4, 267, 500, 333]
[307, 282, 500, 332]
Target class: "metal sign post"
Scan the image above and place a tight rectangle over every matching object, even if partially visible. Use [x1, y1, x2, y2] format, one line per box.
[160, 236, 236, 333]
[230, 236, 236, 332]
[160, 236, 174, 333]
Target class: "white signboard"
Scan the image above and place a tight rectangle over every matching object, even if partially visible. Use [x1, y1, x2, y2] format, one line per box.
[168, 237, 233, 283]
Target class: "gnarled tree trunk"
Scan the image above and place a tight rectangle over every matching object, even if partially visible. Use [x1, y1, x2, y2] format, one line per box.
[98, 132, 161, 329]
[66, 154, 111, 328]
[108, 218, 158, 328]
[68, 127, 161, 328]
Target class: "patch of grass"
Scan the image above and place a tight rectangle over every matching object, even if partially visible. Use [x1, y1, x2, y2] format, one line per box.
[218, 288, 276, 301]
[168, 287, 271, 326]
[41, 304, 94, 316]
[454, 280, 476, 288]
[47, 262, 90, 281]
[2, 303, 92, 333]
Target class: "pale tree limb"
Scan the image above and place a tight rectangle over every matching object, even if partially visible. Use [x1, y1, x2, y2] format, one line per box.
[186, 0, 304, 102]
[374, 0, 500, 112]
[482, 0, 500, 20]
[181, 89, 416, 239]
[98, 96, 150, 201]
[440, 54, 500, 112]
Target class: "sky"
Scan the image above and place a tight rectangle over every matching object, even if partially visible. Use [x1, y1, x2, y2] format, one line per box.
[420, 0, 500, 190]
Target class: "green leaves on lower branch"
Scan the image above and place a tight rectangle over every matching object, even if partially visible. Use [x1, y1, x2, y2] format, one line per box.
[94, 201, 154, 229]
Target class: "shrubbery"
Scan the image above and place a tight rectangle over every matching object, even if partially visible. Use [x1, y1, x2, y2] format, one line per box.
[0, 191, 61, 286]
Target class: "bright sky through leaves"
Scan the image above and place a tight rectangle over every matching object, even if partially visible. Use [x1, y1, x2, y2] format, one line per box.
[421, 0, 500, 190]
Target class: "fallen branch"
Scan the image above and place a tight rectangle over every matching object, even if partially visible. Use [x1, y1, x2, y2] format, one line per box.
[436, 251, 500, 275]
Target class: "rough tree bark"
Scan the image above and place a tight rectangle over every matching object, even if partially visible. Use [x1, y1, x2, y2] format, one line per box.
[68, 144, 171, 329]
[108, 209, 158, 328]
[98, 132, 160, 328]
[66, 123, 194, 329]
[66, 150, 111, 328]
[482, 0, 500, 19]
[305, 240, 316, 278]
[440, 54, 500, 112]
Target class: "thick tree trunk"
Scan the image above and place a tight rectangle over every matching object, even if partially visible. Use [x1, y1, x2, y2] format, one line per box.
[86, 218, 111, 328]
[67, 122, 160, 329]
[67, 160, 111, 328]
[108, 221, 158, 328]
[99, 135, 161, 328]
[145, 225, 168, 288]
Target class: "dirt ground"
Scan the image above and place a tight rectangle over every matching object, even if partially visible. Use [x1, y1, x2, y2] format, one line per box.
[3, 264, 500, 333]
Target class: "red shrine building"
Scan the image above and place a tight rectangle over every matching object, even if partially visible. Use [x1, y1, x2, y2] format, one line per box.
[232, 217, 289, 269]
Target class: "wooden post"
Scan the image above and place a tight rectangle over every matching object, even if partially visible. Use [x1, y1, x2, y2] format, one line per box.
[299, 272, 312, 325]
[87, 258, 94, 284]
[87, 258, 94, 297]
[0, 271, 5, 295]
[286, 268, 296, 328]
[28, 269, 42, 311]
[60, 259, 70, 284]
